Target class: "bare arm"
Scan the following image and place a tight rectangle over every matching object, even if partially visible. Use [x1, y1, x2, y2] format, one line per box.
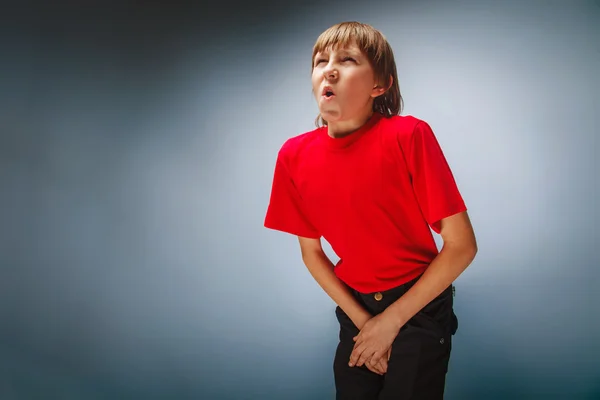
[298, 236, 372, 330]
[383, 211, 478, 329]
[348, 211, 477, 368]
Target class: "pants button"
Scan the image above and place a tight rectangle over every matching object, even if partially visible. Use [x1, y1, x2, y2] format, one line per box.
[374, 292, 383, 301]
[440, 338, 445, 344]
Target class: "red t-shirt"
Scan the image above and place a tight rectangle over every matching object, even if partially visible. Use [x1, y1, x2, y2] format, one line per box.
[264, 112, 467, 293]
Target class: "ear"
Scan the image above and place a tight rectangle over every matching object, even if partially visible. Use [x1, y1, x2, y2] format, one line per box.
[371, 75, 393, 98]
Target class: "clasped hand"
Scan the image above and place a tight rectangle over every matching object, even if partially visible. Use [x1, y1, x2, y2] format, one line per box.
[349, 311, 401, 375]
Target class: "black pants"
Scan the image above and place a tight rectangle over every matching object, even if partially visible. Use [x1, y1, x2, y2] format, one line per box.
[333, 276, 458, 400]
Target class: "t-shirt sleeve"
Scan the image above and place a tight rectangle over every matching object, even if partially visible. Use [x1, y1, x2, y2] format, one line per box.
[405, 121, 467, 234]
[264, 155, 321, 239]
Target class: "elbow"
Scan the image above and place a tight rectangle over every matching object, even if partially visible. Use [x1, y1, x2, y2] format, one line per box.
[443, 237, 478, 265]
[471, 232, 479, 256]
[468, 242, 478, 263]
[462, 232, 478, 260]
[464, 236, 478, 264]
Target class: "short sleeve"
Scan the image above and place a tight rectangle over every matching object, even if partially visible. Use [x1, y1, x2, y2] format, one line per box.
[264, 156, 321, 238]
[405, 121, 467, 233]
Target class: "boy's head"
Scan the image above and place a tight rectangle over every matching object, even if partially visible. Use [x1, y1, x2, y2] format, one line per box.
[311, 21, 402, 127]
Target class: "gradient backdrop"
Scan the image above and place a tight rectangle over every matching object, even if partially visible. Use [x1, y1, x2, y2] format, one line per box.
[1, 0, 599, 399]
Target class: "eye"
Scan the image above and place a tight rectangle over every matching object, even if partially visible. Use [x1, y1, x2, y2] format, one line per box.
[342, 57, 356, 62]
[315, 58, 327, 65]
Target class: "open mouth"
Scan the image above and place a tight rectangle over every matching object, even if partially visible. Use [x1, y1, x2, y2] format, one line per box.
[322, 87, 335, 98]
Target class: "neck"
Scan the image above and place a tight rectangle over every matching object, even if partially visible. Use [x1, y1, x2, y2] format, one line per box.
[327, 110, 374, 138]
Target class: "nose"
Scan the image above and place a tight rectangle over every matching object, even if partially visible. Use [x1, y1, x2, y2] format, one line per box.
[323, 65, 338, 80]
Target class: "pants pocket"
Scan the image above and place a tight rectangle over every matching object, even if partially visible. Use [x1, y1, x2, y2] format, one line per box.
[410, 285, 457, 339]
[335, 306, 359, 342]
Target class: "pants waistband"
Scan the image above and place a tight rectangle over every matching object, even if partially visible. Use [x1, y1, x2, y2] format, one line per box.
[350, 275, 453, 317]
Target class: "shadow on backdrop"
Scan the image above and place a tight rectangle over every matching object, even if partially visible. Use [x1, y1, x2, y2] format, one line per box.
[1, 0, 598, 399]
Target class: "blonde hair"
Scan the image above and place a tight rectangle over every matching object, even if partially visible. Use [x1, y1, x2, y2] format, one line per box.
[311, 21, 403, 127]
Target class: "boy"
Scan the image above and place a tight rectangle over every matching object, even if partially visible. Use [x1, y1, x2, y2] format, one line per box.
[264, 21, 477, 399]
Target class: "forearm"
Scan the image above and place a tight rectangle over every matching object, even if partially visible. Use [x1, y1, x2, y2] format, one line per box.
[302, 250, 372, 329]
[383, 242, 477, 329]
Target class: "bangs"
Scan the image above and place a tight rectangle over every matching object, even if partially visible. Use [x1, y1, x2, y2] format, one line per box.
[312, 22, 386, 67]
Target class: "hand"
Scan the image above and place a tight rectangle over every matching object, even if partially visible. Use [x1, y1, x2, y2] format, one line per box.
[364, 346, 392, 375]
[349, 312, 401, 368]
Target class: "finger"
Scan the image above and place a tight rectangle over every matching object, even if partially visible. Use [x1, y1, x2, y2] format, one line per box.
[356, 349, 376, 367]
[373, 349, 387, 363]
[373, 363, 384, 375]
[349, 341, 368, 366]
[367, 352, 383, 368]
[378, 358, 388, 374]
[350, 346, 367, 367]
[377, 357, 388, 373]
[349, 346, 363, 367]
[368, 358, 385, 375]
[369, 355, 387, 375]
[351, 337, 365, 353]
[365, 361, 382, 375]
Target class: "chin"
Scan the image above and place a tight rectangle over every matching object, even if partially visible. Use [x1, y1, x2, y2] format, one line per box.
[319, 108, 342, 123]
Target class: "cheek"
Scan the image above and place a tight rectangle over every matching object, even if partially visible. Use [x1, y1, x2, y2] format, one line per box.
[347, 71, 375, 94]
[311, 74, 320, 94]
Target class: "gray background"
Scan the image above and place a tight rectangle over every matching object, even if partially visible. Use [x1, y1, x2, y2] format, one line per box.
[1, 0, 598, 398]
